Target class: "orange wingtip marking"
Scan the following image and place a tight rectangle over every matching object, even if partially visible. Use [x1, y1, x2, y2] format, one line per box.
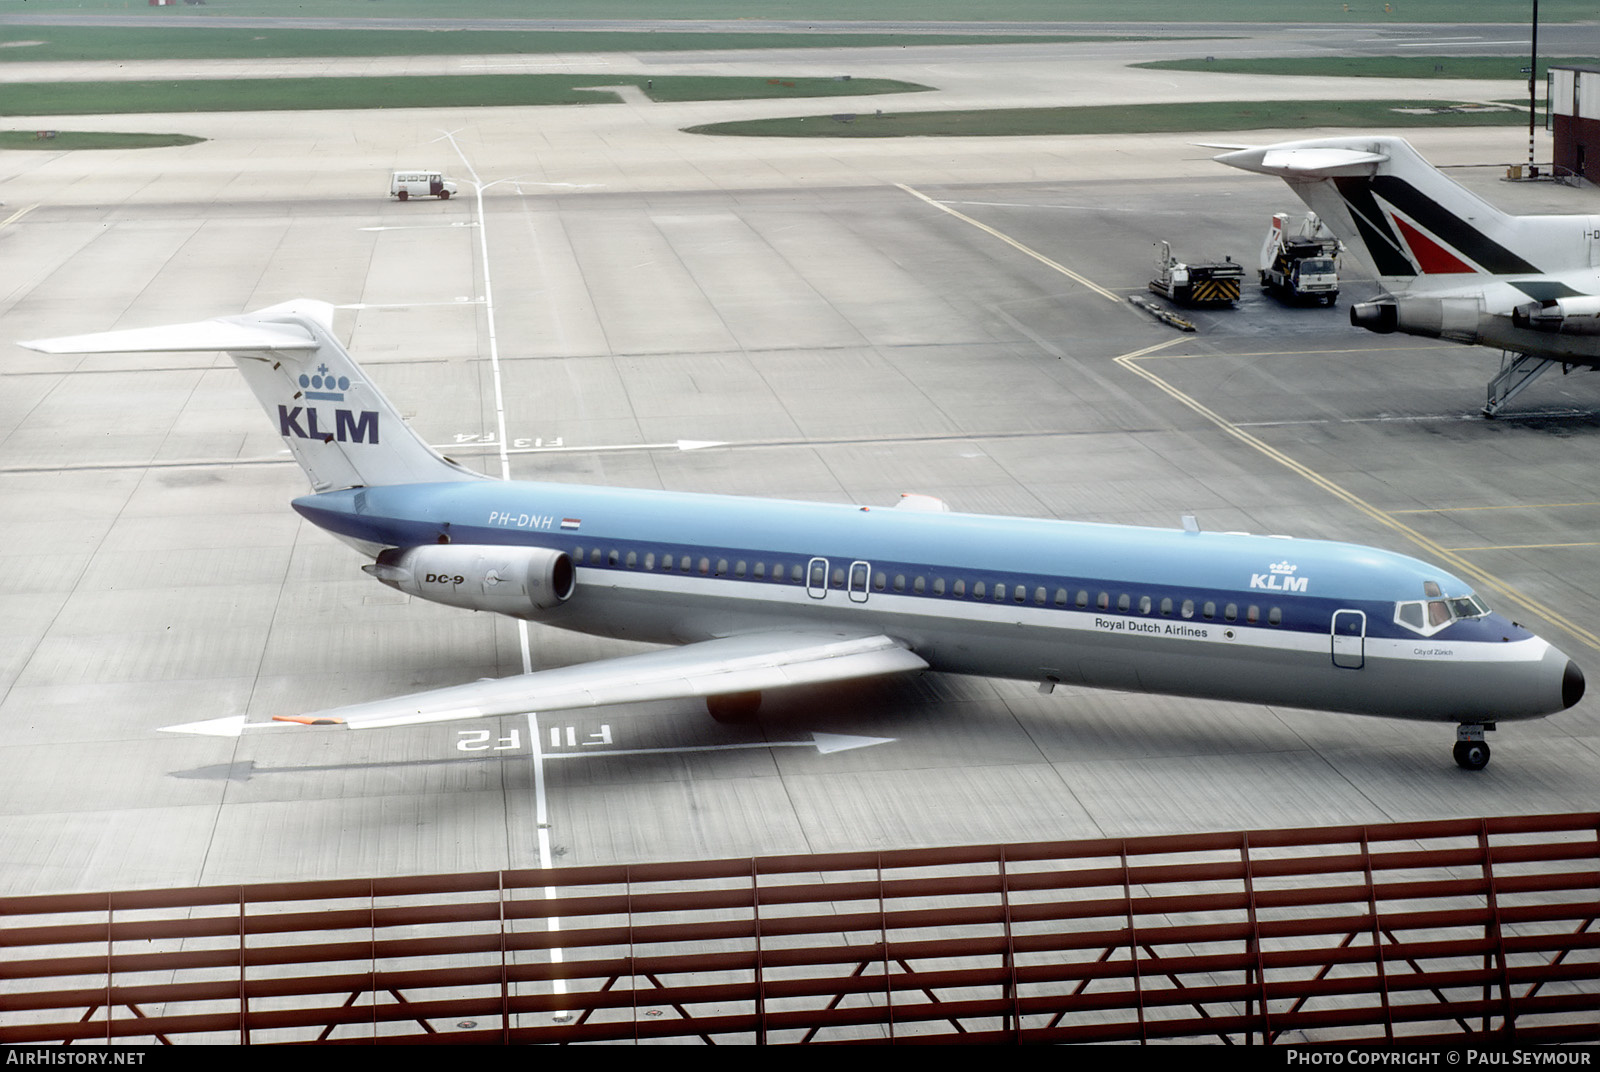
[272, 715, 346, 726]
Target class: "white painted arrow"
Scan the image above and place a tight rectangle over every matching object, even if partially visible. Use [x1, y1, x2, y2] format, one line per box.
[541, 732, 894, 758]
[159, 717, 890, 755]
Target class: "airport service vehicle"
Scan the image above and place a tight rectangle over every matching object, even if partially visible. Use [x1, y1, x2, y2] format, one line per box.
[1149, 242, 1244, 307]
[21, 302, 1585, 768]
[1216, 136, 1600, 415]
[390, 170, 457, 201]
[1259, 211, 1340, 305]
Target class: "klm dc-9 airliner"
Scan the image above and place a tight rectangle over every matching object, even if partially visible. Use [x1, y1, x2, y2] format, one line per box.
[22, 301, 1584, 769]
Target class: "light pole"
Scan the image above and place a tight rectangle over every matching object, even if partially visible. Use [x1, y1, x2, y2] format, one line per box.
[1528, 0, 1539, 173]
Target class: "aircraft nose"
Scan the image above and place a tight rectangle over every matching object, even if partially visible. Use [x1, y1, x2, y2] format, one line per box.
[1564, 660, 1585, 709]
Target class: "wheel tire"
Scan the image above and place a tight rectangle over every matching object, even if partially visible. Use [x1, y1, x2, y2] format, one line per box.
[397, 189, 408, 202]
[440, 190, 451, 200]
[1454, 740, 1491, 771]
[707, 691, 762, 724]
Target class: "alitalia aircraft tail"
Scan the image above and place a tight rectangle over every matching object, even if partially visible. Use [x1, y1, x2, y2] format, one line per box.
[1215, 136, 1600, 414]
[21, 300, 483, 492]
[1213, 136, 1598, 285]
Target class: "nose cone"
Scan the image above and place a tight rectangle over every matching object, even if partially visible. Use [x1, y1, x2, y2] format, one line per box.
[1564, 660, 1585, 710]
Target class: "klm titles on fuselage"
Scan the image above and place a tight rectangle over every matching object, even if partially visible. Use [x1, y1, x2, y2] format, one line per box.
[278, 405, 379, 444]
[1251, 561, 1309, 593]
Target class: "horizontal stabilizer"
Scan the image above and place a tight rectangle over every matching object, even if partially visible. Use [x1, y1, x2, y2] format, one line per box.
[19, 300, 332, 355]
[1214, 145, 1388, 179]
[159, 631, 928, 736]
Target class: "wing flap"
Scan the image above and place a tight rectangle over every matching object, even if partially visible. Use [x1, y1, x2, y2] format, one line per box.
[162, 632, 926, 735]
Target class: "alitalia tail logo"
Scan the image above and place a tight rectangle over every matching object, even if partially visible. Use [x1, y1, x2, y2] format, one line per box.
[1251, 560, 1309, 593]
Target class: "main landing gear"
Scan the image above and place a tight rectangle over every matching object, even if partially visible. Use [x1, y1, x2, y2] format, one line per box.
[1454, 723, 1493, 771]
[707, 691, 762, 724]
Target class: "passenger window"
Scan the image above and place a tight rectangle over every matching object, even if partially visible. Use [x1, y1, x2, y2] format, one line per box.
[590, 549, 602, 565]
[934, 578, 946, 596]
[1117, 594, 1130, 613]
[915, 577, 927, 595]
[1076, 590, 1089, 609]
[1224, 603, 1237, 622]
[626, 551, 637, 569]
[1034, 587, 1046, 606]
[1202, 601, 1215, 620]
[735, 560, 746, 577]
[699, 557, 711, 575]
[645, 552, 656, 570]
[1181, 600, 1194, 619]
[1138, 595, 1152, 615]
[893, 574, 906, 592]
[1246, 605, 1260, 624]
[954, 579, 966, 598]
[791, 564, 804, 583]
[1159, 597, 1172, 617]
[1097, 592, 1109, 611]
[1015, 586, 1027, 605]
[974, 581, 986, 599]
[608, 549, 619, 566]
[874, 571, 886, 591]
[994, 583, 1006, 601]
[831, 567, 844, 588]
[1055, 588, 1068, 607]
[1268, 607, 1282, 626]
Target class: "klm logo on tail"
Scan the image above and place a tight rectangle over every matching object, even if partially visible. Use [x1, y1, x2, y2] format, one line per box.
[278, 363, 379, 443]
[278, 405, 379, 443]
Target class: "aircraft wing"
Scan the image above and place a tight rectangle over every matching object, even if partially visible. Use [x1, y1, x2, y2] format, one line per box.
[162, 631, 928, 736]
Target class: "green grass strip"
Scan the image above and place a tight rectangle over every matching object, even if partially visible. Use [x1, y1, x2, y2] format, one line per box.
[6, 0, 1597, 24]
[1135, 56, 1591, 80]
[0, 75, 930, 118]
[0, 26, 1160, 63]
[0, 130, 205, 150]
[686, 99, 1534, 138]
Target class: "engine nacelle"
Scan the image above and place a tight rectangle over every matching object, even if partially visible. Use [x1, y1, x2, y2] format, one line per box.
[1512, 296, 1600, 336]
[365, 544, 575, 618]
[1350, 296, 1484, 343]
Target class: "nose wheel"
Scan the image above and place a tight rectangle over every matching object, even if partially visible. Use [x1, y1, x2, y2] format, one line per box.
[1454, 724, 1493, 770]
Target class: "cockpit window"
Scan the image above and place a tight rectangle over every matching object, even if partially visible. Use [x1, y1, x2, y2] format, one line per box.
[1395, 593, 1489, 636]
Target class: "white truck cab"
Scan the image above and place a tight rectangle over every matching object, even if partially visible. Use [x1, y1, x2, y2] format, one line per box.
[390, 170, 458, 201]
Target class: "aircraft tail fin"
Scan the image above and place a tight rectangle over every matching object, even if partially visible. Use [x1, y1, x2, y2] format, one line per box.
[21, 300, 484, 492]
[1214, 136, 1574, 284]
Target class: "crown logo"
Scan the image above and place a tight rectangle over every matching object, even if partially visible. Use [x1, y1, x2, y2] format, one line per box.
[1269, 561, 1298, 575]
[299, 363, 355, 401]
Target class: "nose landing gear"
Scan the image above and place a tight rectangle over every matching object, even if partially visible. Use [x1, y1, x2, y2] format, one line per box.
[1454, 724, 1494, 771]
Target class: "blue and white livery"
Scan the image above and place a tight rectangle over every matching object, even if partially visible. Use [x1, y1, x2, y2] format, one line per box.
[22, 301, 1584, 769]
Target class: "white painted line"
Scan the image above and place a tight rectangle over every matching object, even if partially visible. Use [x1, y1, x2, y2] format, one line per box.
[541, 732, 896, 759]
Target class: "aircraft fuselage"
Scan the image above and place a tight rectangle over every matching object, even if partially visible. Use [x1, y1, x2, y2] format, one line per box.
[292, 480, 1580, 725]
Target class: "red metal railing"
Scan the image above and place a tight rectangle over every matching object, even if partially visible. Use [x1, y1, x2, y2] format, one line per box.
[2, 813, 1596, 1044]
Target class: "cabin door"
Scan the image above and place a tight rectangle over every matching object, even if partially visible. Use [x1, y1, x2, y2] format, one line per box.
[1331, 609, 1366, 669]
[806, 557, 829, 600]
[847, 560, 872, 603]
